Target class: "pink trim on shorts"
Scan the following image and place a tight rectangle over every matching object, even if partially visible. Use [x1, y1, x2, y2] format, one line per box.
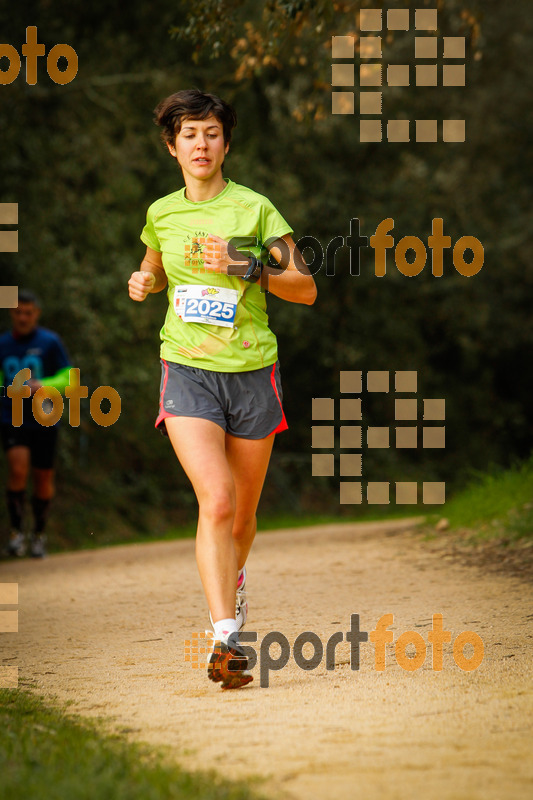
[269, 363, 288, 436]
[155, 359, 173, 429]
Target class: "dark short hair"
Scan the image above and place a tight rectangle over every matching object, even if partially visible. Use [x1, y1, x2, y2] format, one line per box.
[153, 89, 237, 147]
[18, 289, 40, 307]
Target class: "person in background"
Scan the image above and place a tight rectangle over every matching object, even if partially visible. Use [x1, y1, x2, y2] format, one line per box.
[0, 290, 71, 558]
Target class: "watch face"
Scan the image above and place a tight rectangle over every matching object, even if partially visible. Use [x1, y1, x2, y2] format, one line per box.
[244, 258, 262, 281]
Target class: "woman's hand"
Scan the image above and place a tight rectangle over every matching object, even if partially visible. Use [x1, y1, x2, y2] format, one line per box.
[128, 270, 156, 301]
[203, 234, 249, 275]
[129, 247, 167, 301]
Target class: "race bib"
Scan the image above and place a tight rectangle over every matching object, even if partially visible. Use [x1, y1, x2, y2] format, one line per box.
[173, 285, 238, 328]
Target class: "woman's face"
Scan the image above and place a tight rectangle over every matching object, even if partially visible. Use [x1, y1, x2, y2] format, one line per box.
[168, 115, 229, 183]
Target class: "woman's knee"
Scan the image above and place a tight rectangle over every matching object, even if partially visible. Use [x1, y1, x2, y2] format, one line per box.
[198, 489, 235, 525]
[232, 513, 257, 543]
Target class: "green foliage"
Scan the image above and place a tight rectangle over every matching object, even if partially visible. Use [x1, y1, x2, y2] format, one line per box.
[0, 690, 264, 800]
[173, 0, 533, 492]
[0, 1, 531, 545]
[428, 455, 533, 541]
[0, 1, 203, 542]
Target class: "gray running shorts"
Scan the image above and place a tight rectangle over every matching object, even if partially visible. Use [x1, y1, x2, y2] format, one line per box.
[156, 359, 288, 439]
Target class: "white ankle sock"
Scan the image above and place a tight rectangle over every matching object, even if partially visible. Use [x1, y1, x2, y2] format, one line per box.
[213, 618, 238, 640]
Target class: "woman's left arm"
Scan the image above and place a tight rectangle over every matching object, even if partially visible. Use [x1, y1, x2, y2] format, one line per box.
[203, 232, 317, 306]
[263, 234, 317, 305]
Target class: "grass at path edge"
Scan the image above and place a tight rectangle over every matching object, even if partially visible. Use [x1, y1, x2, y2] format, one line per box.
[42, 505, 420, 554]
[425, 455, 533, 545]
[0, 689, 267, 800]
[65, 453, 533, 554]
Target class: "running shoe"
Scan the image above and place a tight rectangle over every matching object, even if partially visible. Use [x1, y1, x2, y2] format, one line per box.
[235, 566, 248, 631]
[208, 566, 248, 632]
[30, 534, 46, 559]
[7, 531, 26, 558]
[207, 633, 253, 690]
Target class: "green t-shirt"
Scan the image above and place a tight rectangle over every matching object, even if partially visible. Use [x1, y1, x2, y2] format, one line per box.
[140, 179, 293, 372]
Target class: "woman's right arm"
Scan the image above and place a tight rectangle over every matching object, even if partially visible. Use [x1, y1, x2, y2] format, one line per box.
[128, 246, 168, 301]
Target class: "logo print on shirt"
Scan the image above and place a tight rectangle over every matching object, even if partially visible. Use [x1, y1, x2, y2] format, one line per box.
[184, 230, 209, 273]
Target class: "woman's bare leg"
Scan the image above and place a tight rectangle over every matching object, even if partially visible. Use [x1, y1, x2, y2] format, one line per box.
[164, 417, 275, 623]
[225, 432, 275, 569]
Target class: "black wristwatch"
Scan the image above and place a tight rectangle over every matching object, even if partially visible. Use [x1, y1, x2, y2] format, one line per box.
[242, 256, 263, 283]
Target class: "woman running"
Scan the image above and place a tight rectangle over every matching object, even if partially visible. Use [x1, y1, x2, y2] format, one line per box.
[128, 89, 316, 689]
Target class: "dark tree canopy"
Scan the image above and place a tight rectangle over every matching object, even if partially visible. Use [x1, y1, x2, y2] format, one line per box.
[0, 0, 530, 544]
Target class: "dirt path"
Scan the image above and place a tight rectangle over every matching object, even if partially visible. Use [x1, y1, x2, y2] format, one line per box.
[1, 519, 532, 799]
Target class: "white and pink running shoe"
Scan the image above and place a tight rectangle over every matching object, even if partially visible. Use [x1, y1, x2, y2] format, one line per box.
[207, 631, 253, 690]
[208, 566, 248, 632]
[235, 566, 248, 631]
